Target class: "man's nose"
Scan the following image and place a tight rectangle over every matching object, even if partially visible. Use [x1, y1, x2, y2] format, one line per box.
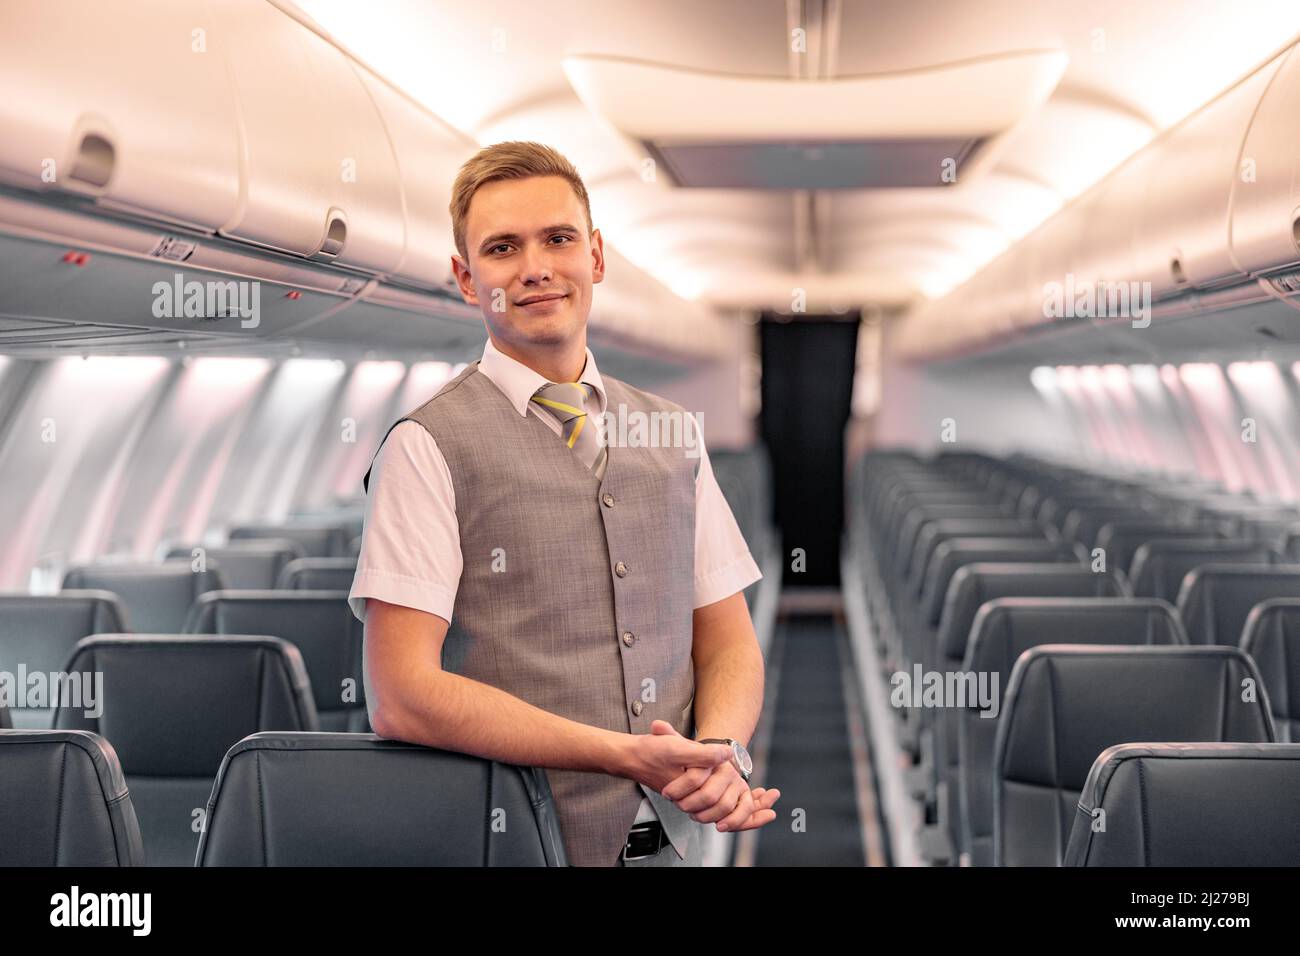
[519, 243, 553, 285]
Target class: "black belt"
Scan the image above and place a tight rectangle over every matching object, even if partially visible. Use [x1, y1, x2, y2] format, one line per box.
[621, 821, 669, 862]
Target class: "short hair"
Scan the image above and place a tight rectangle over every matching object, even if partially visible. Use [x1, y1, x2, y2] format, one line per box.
[449, 141, 593, 261]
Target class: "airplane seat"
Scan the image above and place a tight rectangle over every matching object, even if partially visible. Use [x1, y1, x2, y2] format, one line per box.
[1065, 743, 1300, 866]
[165, 539, 305, 590]
[228, 523, 351, 558]
[930, 566, 1130, 858]
[196, 732, 568, 866]
[0, 702, 9, 729]
[957, 599, 1185, 866]
[53, 635, 318, 866]
[1093, 521, 1218, 577]
[0, 592, 128, 728]
[0, 729, 145, 866]
[1176, 564, 1300, 645]
[1239, 598, 1300, 742]
[184, 591, 367, 733]
[992, 645, 1274, 867]
[61, 561, 224, 632]
[1129, 540, 1278, 602]
[276, 557, 359, 590]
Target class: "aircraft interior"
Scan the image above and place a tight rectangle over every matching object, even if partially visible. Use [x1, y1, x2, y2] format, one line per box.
[0, 0, 1298, 933]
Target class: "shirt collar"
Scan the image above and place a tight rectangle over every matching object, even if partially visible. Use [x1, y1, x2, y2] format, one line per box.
[478, 337, 607, 418]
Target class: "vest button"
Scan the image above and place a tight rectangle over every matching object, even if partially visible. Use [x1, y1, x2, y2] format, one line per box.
[614, 561, 628, 577]
[631, 700, 643, 716]
[622, 631, 635, 647]
[602, 492, 615, 508]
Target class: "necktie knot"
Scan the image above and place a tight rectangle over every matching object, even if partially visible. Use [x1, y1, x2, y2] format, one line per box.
[530, 381, 607, 477]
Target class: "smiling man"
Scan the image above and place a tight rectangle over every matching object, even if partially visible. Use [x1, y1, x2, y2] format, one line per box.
[350, 141, 778, 867]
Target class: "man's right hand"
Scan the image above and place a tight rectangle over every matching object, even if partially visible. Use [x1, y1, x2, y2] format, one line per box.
[620, 718, 733, 792]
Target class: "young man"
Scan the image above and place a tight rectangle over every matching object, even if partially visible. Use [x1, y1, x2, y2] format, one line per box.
[350, 141, 778, 867]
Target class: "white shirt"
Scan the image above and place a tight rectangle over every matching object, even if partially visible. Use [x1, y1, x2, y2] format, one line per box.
[349, 338, 762, 829]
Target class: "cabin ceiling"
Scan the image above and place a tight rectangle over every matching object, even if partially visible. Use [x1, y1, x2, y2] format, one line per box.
[295, 0, 1300, 313]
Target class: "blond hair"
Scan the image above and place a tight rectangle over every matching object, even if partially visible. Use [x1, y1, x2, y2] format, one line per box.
[449, 141, 593, 261]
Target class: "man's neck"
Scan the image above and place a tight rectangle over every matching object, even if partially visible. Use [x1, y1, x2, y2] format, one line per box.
[489, 334, 587, 384]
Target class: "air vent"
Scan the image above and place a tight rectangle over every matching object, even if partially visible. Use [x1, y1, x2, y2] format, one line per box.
[314, 208, 347, 260]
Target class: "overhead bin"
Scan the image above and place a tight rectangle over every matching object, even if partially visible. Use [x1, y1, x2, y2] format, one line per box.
[357, 72, 476, 290]
[1137, 56, 1286, 293]
[1230, 45, 1300, 284]
[208, 0, 404, 274]
[0, 0, 242, 231]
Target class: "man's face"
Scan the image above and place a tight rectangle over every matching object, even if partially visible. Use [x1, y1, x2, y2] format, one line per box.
[452, 175, 604, 353]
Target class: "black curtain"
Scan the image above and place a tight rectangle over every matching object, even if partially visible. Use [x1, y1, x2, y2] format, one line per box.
[759, 315, 859, 587]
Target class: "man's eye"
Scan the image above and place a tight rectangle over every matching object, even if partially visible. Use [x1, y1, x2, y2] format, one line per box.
[550, 235, 572, 245]
[490, 244, 511, 255]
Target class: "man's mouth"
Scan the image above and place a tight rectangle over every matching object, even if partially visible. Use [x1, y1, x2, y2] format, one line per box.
[516, 293, 568, 306]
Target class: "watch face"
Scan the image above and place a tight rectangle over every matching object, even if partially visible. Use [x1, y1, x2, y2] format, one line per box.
[731, 741, 753, 776]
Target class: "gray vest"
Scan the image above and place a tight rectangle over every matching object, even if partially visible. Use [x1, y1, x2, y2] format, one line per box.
[367, 362, 700, 866]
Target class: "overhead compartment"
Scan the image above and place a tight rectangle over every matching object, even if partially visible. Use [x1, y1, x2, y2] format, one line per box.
[208, 0, 404, 274]
[1136, 54, 1286, 293]
[0, 0, 241, 231]
[1230, 44, 1300, 282]
[357, 72, 476, 290]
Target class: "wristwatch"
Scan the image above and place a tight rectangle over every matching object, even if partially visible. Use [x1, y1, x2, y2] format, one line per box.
[699, 738, 753, 782]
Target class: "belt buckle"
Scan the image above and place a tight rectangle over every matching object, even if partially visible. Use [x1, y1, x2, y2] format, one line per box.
[621, 822, 664, 862]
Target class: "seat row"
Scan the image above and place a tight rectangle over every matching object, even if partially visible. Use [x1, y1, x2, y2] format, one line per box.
[848, 448, 1300, 865]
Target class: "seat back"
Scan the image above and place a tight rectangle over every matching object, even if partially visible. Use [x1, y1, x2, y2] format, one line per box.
[1240, 597, 1300, 742]
[920, 538, 1082, 628]
[166, 539, 303, 590]
[1177, 564, 1300, 645]
[275, 558, 358, 591]
[0, 592, 127, 727]
[956, 599, 1184, 866]
[993, 645, 1273, 866]
[0, 730, 145, 865]
[1129, 540, 1276, 602]
[62, 562, 223, 632]
[228, 524, 350, 558]
[54, 635, 317, 866]
[1093, 522, 1216, 577]
[1065, 743, 1300, 866]
[197, 732, 568, 866]
[184, 591, 366, 732]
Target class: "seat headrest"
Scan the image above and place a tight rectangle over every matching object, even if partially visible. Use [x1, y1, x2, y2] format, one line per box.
[54, 635, 318, 777]
[61, 562, 223, 632]
[197, 732, 567, 866]
[1066, 742, 1300, 866]
[1178, 564, 1300, 645]
[994, 645, 1275, 866]
[0, 729, 144, 865]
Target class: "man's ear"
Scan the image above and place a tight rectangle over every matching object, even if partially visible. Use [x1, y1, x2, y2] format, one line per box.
[450, 254, 478, 305]
[589, 227, 605, 285]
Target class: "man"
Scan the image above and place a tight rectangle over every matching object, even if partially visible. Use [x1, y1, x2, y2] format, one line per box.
[350, 141, 778, 867]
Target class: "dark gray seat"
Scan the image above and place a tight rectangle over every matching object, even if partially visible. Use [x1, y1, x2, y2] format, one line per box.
[993, 645, 1274, 866]
[54, 635, 318, 866]
[196, 732, 568, 866]
[1065, 743, 1300, 866]
[1093, 522, 1217, 577]
[1129, 540, 1276, 602]
[229, 524, 351, 558]
[61, 562, 223, 633]
[1240, 598, 1300, 742]
[165, 539, 304, 590]
[957, 598, 1184, 866]
[0, 730, 145, 866]
[1177, 564, 1300, 645]
[275, 557, 358, 591]
[0, 592, 127, 728]
[184, 591, 366, 732]
[907, 519, 1043, 599]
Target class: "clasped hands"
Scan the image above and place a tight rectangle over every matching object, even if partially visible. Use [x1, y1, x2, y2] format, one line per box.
[635, 719, 780, 833]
